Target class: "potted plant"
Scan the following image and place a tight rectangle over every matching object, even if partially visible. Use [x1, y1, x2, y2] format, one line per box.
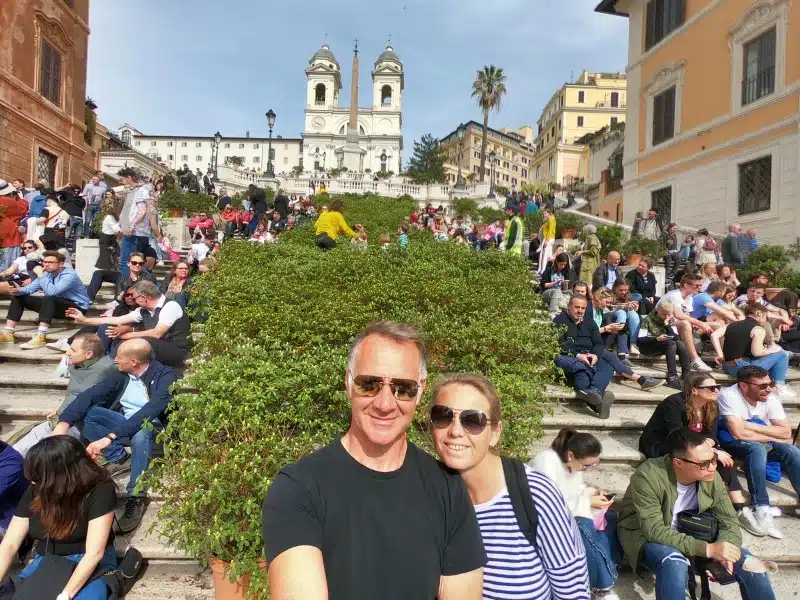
[554, 211, 585, 240]
[159, 189, 216, 218]
[621, 236, 666, 266]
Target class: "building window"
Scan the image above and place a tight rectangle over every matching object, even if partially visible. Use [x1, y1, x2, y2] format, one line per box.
[40, 40, 62, 106]
[315, 83, 326, 105]
[381, 85, 392, 106]
[181, 155, 188, 161]
[578, 90, 585, 103]
[611, 117, 619, 126]
[167, 141, 173, 147]
[551, 126, 555, 138]
[548, 157, 554, 174]
[284, 157, 289, 165]
[167, 154, 173, 160]
[652, 86, 676, 146]
[135, 141, 141, 147]
[253, 156, 260, 163]
[577, 116, 584, 127]
[742, 28, 776, 106]
[284, 144, 288, 150]
[121, 130, 131, 144]
[522, 168, 528, 177]
[195, 142, 201, 148]
[36, 148, 58, 187]
[610, 92, 619, 108]
[645, 0, 685, 51]
[224, 143, 230, 148]
[150, 141, 156, 147]
[650, 187, 672, 226]
[253, 143, 260, 149]
[269, 148, 275, 160]
[195, 155, 202, 161]
[239, 143, 245, 149]
[64, 0, 73, 5]
[738, 156, 771, 215]
[181, 142, 187, 147]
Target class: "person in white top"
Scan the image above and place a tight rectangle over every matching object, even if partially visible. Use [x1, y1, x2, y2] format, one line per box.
[533, 428, 621, 599]
[657, 273, 713, 372]
[717, 365, 800, 539]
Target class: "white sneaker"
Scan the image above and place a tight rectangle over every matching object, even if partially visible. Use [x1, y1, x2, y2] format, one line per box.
[630, 344, 640, 356]
[156, 260, 165, 267]
[54, 355, 70, 379]
[769, 506, 782, 518]
[691, 358, 712, 372]
[756, 505, 784, 539]
[738, 507, 767, 536]
[591, 590, 620, 600]
[46, 338, 71, 353]
[775, 383, 798, 399]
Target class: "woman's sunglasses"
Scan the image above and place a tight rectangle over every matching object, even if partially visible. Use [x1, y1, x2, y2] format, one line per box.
[350, 375, 419, 401]
[696, 384, 721, 392]
[429, 405, 491, 435]
[129, 260, 145, 266]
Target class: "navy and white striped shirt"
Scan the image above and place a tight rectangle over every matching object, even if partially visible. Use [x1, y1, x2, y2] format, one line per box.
[473, 468, 590, 600]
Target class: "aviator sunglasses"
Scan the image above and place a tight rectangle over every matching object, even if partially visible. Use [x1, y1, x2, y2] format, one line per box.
[429, 405, 492, 435]
[350, 375, 420, 401]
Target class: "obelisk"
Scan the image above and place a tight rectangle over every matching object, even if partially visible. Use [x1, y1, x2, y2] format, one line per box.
[342, 39, 363, 172]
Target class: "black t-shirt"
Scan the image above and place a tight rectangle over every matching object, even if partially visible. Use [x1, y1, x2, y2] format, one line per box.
[16, 479, 117, 545]
[722, 318, 759, 361]
[262, 440, 484, 600]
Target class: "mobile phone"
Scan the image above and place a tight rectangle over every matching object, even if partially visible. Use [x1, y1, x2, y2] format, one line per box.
[705, 561, 736, 585]
[604, 493, 617, 500]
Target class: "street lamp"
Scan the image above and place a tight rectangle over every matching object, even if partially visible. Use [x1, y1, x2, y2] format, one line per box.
[265, 109, 276, 178]
[212, 131, 221, 177]
[488, 150, 496, 198]
[454, 123, 466, 190]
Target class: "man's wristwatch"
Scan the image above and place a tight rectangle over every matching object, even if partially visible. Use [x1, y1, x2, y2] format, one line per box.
[105, 433, 116, 442]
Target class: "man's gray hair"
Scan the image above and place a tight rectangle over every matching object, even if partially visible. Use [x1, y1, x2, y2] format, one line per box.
[131, 280, 162, 300]
[347, 321, 428, 379]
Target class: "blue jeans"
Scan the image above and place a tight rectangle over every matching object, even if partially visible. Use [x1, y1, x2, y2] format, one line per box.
[640, 543, 775, 600]
[81, 405, 162, 497]
[83, 203, 100, 238]
[555, 355, 615, 394]
[615, 309, 641, 349]
[67, 216, 84, 240]
[576, 512, 621, 590]
[19, 546, 116, 600]
[119, 235, 151, 278]
[721, 439, 800, 506]
[722, 354, 790, 385]
[148, 233, 164, 261]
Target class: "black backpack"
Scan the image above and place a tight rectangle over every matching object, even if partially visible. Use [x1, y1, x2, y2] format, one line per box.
[501, 457, 539, 549]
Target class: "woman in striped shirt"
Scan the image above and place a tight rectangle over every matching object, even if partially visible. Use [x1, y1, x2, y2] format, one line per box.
[430, 373, 591, 600]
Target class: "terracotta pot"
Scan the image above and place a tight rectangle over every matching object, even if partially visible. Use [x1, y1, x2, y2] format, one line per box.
[210, 557, 266, 600]
[561, 229, 576, 240]
[625, 253, 642, 267]
[168, 208, 184, 218]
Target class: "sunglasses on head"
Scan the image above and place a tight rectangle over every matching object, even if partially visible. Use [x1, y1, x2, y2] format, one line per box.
[429, 405, 491, 435]
[129, 261, 144, 266]
[350, 375, 419, 401]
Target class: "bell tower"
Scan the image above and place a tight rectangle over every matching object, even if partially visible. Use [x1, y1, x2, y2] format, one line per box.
[372, 43, 404, 111]
[305, 42, 341, 108]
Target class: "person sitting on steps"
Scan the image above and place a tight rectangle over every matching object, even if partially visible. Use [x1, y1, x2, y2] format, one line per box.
[53, 338, 176, 533]
[659, 274, 714, 372]
[637, 298, 692, 390]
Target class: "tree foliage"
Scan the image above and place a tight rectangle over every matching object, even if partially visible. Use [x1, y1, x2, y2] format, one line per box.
[143, 196, 561, 596]
[407, 134, 446, 184]
[225, 156, 245, 167]
[472, 65, 507, 182]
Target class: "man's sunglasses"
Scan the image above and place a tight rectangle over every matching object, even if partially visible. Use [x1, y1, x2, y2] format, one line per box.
[350, 375, 419, 401]
[745, 380, 774, 390]
[129, 261, 145, 266]
[677, 455, 718, 470]
[429, 405, 491, 435]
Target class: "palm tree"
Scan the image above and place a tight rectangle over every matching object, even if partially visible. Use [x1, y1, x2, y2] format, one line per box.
[471, 65, 507, 183]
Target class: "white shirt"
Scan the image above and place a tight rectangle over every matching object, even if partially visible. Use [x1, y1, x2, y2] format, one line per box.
[532, 448, 594, 519]
[671, 482, 699, 529]
[101, 215, 121, 235]
[127, 295, 183, 328]
[11, 256, 30, 275]
[717, 383, 787, 423]
[190, 242, 211, 263]
[663, 289, 694, 314]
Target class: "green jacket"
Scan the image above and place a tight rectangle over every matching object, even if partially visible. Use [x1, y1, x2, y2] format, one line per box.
[579, 234, 601, 282]
[614, 456, 742, 573]
[640, 311, 671, 340]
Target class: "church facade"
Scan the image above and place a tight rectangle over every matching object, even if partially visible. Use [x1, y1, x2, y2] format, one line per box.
[115, 41, 403, 177]
[303, 42, 404, 175]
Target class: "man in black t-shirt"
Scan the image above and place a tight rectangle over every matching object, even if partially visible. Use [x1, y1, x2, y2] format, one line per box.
[263, 321, 485, 600]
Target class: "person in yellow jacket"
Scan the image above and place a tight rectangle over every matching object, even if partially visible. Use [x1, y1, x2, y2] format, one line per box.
[504, 207, 525, 256]
[314, 199, 358, 250]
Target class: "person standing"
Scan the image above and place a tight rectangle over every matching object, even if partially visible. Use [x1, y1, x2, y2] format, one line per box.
[576, 224, 601, 290]
[537, 209, 556, 276]
[274, 189, 290, 220]
[203, 170, 215, 195]
[721, 224, 744, 268]
[503, 207, 525, 256]
[117, 168, 153, 279]
[80, 175, 106, 239]
[0, 180, 29, 272]
[638, 208, 662, 240]
[263, 322, 485, 600]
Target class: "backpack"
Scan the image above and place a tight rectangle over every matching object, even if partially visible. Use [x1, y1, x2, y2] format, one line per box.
[501, 457, 539, 549]
[702, 237, 717, 252]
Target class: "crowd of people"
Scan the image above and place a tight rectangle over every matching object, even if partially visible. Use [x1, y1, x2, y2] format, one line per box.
[263, 320, 792, 600]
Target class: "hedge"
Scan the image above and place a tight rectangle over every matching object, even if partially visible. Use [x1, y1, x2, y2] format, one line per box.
[143, 197, 562, 597]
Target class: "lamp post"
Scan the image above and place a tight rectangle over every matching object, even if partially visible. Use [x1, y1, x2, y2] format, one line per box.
[488, 150, 496, 198]
[265, 109, 276, 178]
[212, 131, 221, 177]
[454, 123, 466, 190]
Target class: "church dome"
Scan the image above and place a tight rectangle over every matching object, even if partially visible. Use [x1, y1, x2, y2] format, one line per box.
[311, 43, 338, 66]
[375, 44, 401, 66]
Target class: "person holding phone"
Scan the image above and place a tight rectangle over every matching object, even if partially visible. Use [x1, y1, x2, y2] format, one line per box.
[637, 298, 692, 389]
[540, 253, 572, 317]
[533, 428, 621, 600]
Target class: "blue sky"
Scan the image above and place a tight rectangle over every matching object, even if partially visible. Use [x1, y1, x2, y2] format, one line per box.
[87, 0, 628, 151]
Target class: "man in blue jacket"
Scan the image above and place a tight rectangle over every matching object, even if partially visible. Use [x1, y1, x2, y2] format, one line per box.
[53, 338, 176, 533]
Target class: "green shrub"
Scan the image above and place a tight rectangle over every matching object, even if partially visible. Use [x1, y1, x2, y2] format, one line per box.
[739, 244, 791, 283]
[525, 210, 544, 235]
[159, 189, 217, 215]
[143, 198, 562, 596]
[453, 197, 479, 220]
[478, 206, 506, 224]
[621, 235, 666, 259]
[554, 211, 585, 238]
[594, 224, 625, 253]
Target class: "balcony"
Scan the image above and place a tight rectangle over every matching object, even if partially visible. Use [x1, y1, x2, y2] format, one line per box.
[314, 100, 326, 106]
[742, 65, 774, 106]
[595, 101, 626, 108]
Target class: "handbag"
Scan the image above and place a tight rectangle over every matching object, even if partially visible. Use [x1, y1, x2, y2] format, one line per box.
[676, 510, 718, 600]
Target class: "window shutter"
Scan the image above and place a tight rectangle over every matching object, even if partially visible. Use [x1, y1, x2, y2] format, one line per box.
[664, 87, 675, 140]
[645, 0, 656, 50]
[674, 0, 685, 30]
[50, 48, 61, 105]
[652, 92, 664, 144]
[41, 42, 52, 101]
